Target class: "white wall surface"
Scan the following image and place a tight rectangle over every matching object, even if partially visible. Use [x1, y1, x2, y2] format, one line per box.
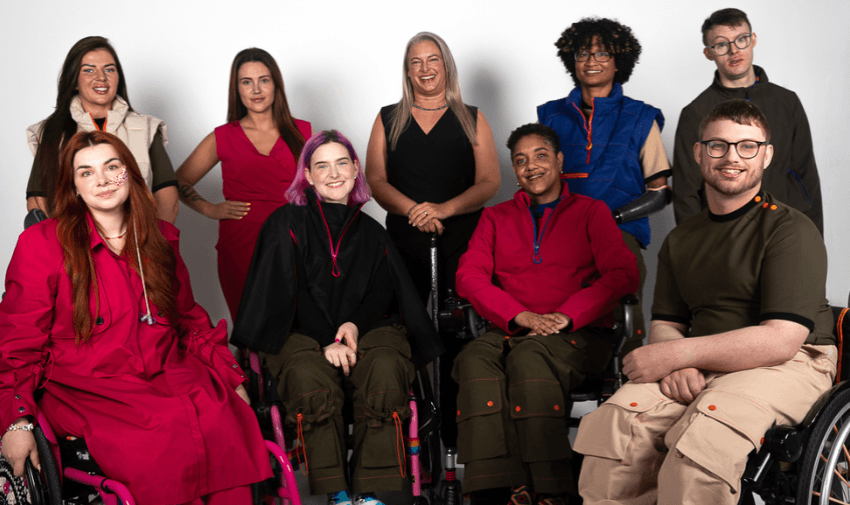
[1, 0, 848, 331]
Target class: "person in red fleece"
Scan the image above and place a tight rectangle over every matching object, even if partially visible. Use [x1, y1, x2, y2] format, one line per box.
[453, 123, 638, 505]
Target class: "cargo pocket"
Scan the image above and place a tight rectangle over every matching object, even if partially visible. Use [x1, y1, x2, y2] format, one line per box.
[284, 387, 342, 470]
[574, 383, 667, 463]
[509, 378, 569, 461]
[456, 377, 506, 464]
[668, 390, 775, 493]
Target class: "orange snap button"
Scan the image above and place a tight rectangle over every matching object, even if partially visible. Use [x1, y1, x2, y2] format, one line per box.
[637, 329, 642, 335]
[755, 196, 761, 202]
[487, 401, 494, 407]
[708, 405, 717, 411]
[770, 205, 777, 210]
[457, 410, 461, 416]
[571, 340, 576, 345]
[762, 202, 769, 208]
[630, 402, 638, 407]
[760, 437, 765, 445]
[515, 406, 522, 412]
[554, 405, 560, 411]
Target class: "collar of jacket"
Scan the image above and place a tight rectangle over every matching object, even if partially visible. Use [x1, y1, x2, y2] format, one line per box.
[70, 95, 130, 133]
[566, 81, 624, 114]
[515, 179, 571, 208]
[85, 212, 108, 251]
[710, 65, 768, 95]
[304, 188, 365, 226]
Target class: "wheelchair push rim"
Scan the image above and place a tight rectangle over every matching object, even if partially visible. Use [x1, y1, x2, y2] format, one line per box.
[800, 390, 850, 505]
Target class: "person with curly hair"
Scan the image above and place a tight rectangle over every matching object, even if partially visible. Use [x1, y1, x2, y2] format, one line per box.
[538, 17, 672, 358]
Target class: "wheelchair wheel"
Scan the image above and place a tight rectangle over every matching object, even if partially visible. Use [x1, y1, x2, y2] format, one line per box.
[796, 387, 850, 504]
[33, 426, 62, 505]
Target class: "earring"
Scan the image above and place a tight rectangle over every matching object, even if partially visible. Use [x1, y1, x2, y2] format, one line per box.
[516, 182, 521, 187]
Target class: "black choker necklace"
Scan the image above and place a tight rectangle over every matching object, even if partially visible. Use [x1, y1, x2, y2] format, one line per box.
[413, 102, 448, 112]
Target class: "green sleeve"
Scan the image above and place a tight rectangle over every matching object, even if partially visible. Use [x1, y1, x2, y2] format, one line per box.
[651, 236, 691, 326]
[149, 129, 177, 193]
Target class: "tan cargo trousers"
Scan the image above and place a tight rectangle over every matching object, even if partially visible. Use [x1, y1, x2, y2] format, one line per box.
[260, 325, 415, 495]
[452, 327, 615, 495]
[575, 344, 836, 505]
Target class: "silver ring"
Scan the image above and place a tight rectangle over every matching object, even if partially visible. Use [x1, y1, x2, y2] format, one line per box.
[423, 211, 428, 216]
[228, 210, 233, 215]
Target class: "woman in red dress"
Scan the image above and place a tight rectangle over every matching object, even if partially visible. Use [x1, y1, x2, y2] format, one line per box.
[0, 131, 270, 504]
[176, 48, 310, 320]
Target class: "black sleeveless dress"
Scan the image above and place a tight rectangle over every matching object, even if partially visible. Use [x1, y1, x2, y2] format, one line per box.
[380, 103, 482, 447]
[381, 103, 482, 304]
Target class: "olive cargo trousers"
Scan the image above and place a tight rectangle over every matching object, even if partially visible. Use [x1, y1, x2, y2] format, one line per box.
[452, 327, 614, 495]
[261, 325, 415, 495]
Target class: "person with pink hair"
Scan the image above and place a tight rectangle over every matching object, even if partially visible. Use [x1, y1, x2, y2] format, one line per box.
[232, 131, 442, 505]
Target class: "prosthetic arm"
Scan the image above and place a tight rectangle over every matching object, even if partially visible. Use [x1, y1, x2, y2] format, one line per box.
[612, 186, 671, 225]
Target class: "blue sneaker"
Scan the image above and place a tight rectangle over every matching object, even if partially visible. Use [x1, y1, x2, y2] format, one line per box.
[354, 492, 386, 505]
[328, 490, 352, 505]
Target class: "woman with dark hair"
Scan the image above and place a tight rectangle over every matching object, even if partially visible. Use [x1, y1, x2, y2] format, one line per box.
[233, 131, 442, 505]
[365, 31, 500, 450]
[176, 47, 310, 321]
[537, 18, 673, 357]
[0, 131, 271, 504]
[26, 35, 179, 223]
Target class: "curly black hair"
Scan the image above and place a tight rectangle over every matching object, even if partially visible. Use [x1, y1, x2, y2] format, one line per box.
[555, 17, 642, 88]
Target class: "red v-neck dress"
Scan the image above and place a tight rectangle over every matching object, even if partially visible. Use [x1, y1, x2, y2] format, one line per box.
[214, 119, 311, 320]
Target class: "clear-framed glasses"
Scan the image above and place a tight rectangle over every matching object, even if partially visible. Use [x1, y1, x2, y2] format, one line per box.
[700, 140, 767, 159]
[575, 50, 612, 62]
[705, 33, 753, 55]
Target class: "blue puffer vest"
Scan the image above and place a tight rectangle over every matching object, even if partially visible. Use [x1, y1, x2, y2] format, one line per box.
[537, 83, 663, 247]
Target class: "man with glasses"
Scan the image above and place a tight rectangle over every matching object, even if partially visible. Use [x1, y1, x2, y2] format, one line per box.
[575, 99, 836, 505]
[672, 8, 823, 234]
[538, 17, 673, 359]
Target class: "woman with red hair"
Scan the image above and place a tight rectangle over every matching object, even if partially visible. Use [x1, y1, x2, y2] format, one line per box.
[0, 131, 270, 504]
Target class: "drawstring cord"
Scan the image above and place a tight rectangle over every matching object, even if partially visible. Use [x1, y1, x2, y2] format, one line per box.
[315, 201, 362, 277]
[393, 411, 406, 478]
[133, 227, 154, 325]
[296, 413, 309, 475]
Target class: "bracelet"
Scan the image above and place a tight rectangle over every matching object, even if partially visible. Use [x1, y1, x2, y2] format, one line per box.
[406, 205, 416, 219]
[6, 423, 34, 433]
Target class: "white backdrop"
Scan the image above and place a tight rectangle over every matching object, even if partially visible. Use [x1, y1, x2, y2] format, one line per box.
[1, 0, 848, 330]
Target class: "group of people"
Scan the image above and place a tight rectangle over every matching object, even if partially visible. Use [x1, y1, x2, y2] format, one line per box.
[0, 6, 832, 505]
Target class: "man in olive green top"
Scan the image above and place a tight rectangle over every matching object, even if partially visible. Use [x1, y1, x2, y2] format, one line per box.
[573, 99, 837, 505]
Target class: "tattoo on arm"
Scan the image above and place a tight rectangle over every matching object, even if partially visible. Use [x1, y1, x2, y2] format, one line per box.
[178, 183, 204, 203]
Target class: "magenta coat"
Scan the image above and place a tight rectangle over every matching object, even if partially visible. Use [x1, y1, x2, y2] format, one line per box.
[0, 216, 271, 504]
[456, 183, 639, 333]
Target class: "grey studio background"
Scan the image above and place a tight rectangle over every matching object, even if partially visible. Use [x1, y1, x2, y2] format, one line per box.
[1, 0, 847, 362]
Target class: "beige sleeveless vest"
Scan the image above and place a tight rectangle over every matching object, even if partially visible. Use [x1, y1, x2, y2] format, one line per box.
[27, 95, 167, 189]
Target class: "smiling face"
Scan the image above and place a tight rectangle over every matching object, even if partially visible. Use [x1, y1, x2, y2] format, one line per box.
[511, 134, 564, 205]
[73, 143, 130, 216]
[704, 23, 757, 86]
[406, 40, 446, 98]
[306, 142, 358, 205]
[237, 61, 275, 115]
[575, 35, 617, 94]
[76, 49, 119, 116]
[695, 119, 773, 203]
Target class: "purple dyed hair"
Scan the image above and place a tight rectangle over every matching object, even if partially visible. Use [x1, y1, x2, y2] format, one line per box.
[284, 130, 372, 206]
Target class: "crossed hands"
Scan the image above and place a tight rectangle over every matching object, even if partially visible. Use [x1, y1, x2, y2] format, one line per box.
[408, 202, 447, 235]
[622, 344, 706, 404]
[514, 311, 571, 336]
[323, 322, 359, 376]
